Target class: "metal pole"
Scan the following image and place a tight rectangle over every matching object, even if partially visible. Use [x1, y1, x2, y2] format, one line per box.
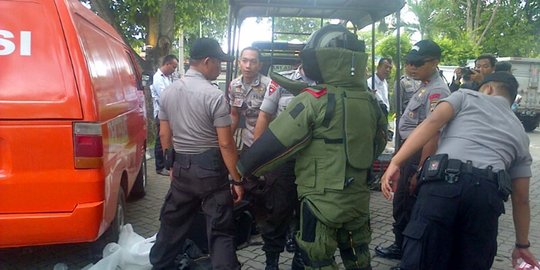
[225, 4, 234, 91]
[270, 17, 275, 73]
[371, 22, 375, 92]
[394, 9, 402, 150]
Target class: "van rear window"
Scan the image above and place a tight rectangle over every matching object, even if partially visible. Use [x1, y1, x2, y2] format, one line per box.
[0, 1, 81, 119]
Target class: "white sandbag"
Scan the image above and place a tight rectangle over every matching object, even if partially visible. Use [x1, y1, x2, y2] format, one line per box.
[88, 243, 122, 270]
[88, 224, 154, 270]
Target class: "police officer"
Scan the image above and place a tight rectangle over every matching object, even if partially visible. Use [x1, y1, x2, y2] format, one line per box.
[229, 46, 297, 270]
[149, 38, 244, 270]
[252, 66, 312, 270]
[381, 72, 540, 270]
[397, 68, 421, 114]
[238, 24, 387, 270]
[375, 40, 451, 262]
[229, 47, 271, 149]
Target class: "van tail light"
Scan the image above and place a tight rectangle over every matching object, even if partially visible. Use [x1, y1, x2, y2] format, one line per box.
[73, 122, 103, 168]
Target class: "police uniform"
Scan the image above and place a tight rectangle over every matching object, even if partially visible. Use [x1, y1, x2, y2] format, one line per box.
[400, 88, 532, 270]
[398, 75, 420, 114]
[392, 71, 450, 251]
[228, 73, 271, 147]
[149, 69, 240, 270]
[238, 44, 387, 270]
[261, 69, 303, 115]
[247, 69, 303, 268]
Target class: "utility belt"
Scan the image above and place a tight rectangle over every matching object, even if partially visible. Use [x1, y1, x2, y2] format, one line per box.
[164, 148, 224, 171]
[420, 154, 512, 201]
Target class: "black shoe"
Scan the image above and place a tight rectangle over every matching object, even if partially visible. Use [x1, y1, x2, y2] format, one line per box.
[375, 243, 402, 259]
[265, 252, 280, 270]
[291, 251, 305, 270]
[156, 169, 169, 176]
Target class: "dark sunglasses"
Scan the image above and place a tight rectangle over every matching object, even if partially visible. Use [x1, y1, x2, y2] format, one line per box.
[406, 58, 435, 67]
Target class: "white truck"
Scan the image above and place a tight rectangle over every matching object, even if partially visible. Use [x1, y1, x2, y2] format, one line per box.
[503, 57, 540, 132]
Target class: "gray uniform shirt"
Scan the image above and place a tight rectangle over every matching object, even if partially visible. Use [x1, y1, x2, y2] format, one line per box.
[398, 75, 421, 114]
[399, 71, 451, 139]
[260, 69, 304, 116]
[437, 89, 532, 178]
[159, 69, 231, 154]
[228, 73, 271, 146]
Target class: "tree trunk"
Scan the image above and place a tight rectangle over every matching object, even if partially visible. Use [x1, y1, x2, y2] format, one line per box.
[145, 0, 175, 74]
[473, 0, 481, 36]
[466, 0, 473, 34]
[143, 0, 176, 147]
[477, 0, 499, 45]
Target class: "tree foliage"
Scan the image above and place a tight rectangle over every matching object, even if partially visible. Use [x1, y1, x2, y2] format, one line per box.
[436, 36, 480, 66]
[272, 17, 333, 42]
[405, 0, 540, 60]
[85, 0, 228, 72]
[375, 34, 413, 65]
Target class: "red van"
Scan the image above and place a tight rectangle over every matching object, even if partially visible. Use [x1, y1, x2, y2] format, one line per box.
[0, 0, 147, 248]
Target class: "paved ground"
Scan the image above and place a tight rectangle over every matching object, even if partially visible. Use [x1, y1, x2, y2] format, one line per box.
[1, 131, 540, 269]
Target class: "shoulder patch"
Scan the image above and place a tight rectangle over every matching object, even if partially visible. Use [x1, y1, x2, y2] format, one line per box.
[269, 81, 279, 96]
[302, 88, 327, 99]
[428, 93, 441, 101]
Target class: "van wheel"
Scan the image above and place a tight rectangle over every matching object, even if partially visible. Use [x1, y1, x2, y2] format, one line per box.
[90, 188, 126, 261]
[130, 157, 147, 199]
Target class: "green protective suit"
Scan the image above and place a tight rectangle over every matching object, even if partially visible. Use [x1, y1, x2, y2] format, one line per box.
[237, 47, 387, 269]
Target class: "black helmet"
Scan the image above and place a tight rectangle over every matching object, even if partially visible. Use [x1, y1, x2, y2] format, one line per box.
[303, 24, 365, 52]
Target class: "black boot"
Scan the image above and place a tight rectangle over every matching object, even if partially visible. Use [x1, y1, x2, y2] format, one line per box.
[374, 243, 402, 259]
[265, 252, 280, 270]
[291, 251, 305, 270]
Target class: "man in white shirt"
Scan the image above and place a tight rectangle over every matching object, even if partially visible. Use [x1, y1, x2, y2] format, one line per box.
[151, 54, 178, 176]
[367, 57, 393, 112]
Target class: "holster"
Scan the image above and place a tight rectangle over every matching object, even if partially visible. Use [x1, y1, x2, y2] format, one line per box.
[421, 154, 449, 181]
[496, 170, 512, 202]
[420, 154, 511, 201]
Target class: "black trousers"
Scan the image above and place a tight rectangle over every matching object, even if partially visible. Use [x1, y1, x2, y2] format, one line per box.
[149, 152, 240, 270]
[392, 149, 421, 246]
[400, 173, 504, 270]
[154, 117, 164, 171]
[245, 159, 298, 253]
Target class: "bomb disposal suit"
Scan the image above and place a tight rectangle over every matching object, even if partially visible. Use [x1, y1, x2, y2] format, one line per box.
[238, 26, 387, 270]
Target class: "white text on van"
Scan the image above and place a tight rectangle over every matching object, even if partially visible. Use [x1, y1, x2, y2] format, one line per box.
[0, 30, 31, 56]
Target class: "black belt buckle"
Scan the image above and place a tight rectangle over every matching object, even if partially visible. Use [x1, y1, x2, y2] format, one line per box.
[444, 159, 462, 184]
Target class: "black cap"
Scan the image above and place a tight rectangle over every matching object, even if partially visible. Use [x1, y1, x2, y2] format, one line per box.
[406, 40, 442, 62]
[190, 38, 233, 62]
[479, 71, 519, 101]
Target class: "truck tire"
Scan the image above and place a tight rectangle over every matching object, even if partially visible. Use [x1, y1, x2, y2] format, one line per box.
[130, 157, 147, 199]
[523, 121, 537, 132]
[90, 188, 126, 261]
[521, 116, 538, 132]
